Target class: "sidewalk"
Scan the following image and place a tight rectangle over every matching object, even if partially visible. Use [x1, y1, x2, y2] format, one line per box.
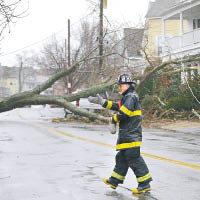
[144, 120, 200, 134]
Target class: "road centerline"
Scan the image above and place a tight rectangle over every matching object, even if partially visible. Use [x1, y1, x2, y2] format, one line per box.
[16, 110, 200, 171]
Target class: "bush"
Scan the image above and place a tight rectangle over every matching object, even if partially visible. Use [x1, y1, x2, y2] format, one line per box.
[166, 97, 192, 111]
[141, 95, 163, 114]
[138, 77, 154, 99]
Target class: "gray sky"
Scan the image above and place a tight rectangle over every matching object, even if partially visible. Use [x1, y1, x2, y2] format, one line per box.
[0, 0, 150, 66]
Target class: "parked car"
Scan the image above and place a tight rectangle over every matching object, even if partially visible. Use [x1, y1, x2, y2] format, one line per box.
[50, 104, 60, 108]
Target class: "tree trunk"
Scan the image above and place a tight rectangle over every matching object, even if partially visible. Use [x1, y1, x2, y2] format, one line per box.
[1, 56, 200, 123]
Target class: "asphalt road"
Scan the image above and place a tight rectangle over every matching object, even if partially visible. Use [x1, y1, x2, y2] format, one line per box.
[0, 107, 200, 200]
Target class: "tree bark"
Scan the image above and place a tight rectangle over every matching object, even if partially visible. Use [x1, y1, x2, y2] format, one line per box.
[0, 74, 115, 122]
[1, 95, 109, 122]
[1, 56, 200, 123]
[0, 65, 77, 109]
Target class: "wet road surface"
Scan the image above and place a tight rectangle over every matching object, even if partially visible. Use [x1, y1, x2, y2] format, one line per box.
[0, 107, 200, 200]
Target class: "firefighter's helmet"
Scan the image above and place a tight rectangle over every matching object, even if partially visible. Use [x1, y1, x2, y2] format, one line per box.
[118, 74, 135, 85]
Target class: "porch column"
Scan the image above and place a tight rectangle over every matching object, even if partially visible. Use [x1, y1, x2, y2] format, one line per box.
[180, 11, 184, 35]
[162, 18, 166, 54]
[180, 11, 183, 47]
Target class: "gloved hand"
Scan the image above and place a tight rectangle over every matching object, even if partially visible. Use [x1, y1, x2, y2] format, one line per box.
[109, 117, 116, 134]
[88, 94, 106, 106]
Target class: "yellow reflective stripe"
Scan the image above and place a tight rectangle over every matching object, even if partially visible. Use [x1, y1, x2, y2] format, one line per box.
[116, 141, 141, 150]
[106, 101, 112, 109]
[114, 114, 119, 122]
[111, 171, 125, 181]
[120, 106, 142, 117]
[137, 173, 151, 182]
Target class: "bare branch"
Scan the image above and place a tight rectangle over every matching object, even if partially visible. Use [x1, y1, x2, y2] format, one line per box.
[0, 0, 28, 37]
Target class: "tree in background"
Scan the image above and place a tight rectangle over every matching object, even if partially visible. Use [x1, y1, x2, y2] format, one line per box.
[0, 0, 27, 40]
[1, 0, 200, 121]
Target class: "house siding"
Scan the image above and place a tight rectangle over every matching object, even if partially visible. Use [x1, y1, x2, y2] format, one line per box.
[146, 18, 184, 56]
[3, 78, 19, 95]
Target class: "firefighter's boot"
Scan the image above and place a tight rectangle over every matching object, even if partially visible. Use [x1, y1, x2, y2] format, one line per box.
[132, 183, 151, 194]
[103, 177, 118, 189]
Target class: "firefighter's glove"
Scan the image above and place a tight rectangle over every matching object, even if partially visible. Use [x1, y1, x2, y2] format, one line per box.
[88, 94, 106, 106]
[109, 117, 116, 134]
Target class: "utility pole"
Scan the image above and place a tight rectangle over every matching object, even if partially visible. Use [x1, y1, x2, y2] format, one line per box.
[64, 38, 68, 93]
[99, 0, 104, 73]
[68, 19, 72, 94]
[0, 65, 2, 87]
[18, 61, 23, 93]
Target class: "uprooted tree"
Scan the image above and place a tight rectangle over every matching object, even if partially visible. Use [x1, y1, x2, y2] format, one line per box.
[1, 1, 200, 121]
[1, 55, 200, 122]
[138, 56, 200, 119]
[0, 52, 116, 123]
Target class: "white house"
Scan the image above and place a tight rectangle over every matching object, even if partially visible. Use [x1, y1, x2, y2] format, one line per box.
[161, 0, 200, 61]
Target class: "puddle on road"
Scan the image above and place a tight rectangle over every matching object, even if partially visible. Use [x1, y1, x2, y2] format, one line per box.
[0, 132, 12, 141]
[179, 138, 198, 146]
[168, 146, 200, 155]
[146, 138, 161, 141]
[72, 166, 98, 180]
[54, 124, 104, 131]
[105, 190, 133, 200]
[105, 190, 158, 200]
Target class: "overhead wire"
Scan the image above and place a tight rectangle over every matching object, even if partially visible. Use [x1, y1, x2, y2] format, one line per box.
[0, 7, 98, 58]
[0, 1, 145, 59]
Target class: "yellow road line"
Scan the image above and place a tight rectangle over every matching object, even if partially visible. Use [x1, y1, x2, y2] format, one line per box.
[33, 121, 115, 149]
[142, 153, 200, 170]
[16, 111, 200, 171]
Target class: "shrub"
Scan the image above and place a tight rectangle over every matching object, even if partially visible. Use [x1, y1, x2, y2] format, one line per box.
[141, 95, 162, 114]
[166, 97, 192, 111]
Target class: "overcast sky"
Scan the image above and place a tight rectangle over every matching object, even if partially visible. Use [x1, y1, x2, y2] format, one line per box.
[0, 0, 150, 66]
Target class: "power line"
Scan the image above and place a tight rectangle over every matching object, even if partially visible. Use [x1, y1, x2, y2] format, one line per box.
[0, 9, 97, 58]
[0, 32, 60, 57]
[0, 5, 144, 59]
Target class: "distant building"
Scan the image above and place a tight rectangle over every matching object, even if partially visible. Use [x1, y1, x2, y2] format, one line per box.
[0, 86, 11, 97]
[52, 81, 66, 96]
[124, 28, 144, 58]
[0, 66, 19, 96]
[0, 65, 52, 97]
[123, 28, 146, 74]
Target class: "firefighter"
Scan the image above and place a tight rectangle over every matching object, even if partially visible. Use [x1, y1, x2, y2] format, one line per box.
[88, 73, 152, 194]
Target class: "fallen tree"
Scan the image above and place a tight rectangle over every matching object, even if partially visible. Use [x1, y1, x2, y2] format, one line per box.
[0, 63, 116, 122]
[1, 56, 200, 122]
[136, 56, 200, 92]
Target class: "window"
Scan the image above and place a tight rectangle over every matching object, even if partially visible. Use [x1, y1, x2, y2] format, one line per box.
[198, 19, 200, 28]
[193, 19, 200, 29]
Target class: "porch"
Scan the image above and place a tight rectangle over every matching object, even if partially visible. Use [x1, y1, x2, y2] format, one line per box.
[161, 0, 200, 60]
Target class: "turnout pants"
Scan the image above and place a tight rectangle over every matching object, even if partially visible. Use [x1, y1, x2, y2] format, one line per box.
[110, 147, 152, 186]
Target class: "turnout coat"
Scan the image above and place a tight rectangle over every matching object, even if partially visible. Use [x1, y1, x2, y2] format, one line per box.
[103, 85, 142, 151]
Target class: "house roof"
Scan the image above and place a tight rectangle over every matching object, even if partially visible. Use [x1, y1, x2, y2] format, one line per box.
[146, 0, 181, 18]
[1, 66, 19, 79]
